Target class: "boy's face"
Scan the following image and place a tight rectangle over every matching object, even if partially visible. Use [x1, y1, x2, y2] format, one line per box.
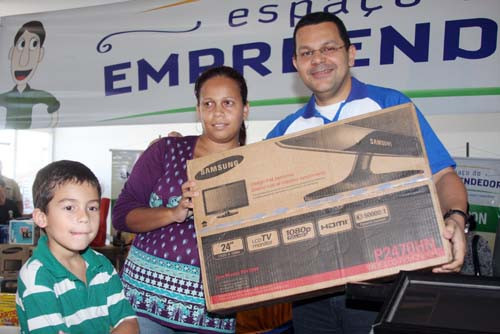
[33, 181, 100, 257]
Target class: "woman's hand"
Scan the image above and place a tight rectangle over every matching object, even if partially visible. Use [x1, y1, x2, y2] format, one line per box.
[123, 180, 199, 232]
[172, 180, 198, 223]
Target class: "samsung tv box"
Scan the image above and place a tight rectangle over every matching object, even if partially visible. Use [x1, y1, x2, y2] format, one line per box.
[187, 103, 452, 312]
[0, 244, 31, 276]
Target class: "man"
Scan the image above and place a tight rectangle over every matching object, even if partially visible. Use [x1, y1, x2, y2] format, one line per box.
[0, 20, 60, 129]
[0, 160, 23, 215]
[0, 178, 20, 225]
[266, 12, 467, 334]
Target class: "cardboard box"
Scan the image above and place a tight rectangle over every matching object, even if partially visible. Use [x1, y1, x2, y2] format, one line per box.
[0, 293, 18, 326]
[0, 244, 31, 277]
[9, 220, 37, 245]
[187, 103, 452, 312]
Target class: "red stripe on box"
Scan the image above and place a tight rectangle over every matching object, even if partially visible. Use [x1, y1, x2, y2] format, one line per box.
[211, 248, 445, 304]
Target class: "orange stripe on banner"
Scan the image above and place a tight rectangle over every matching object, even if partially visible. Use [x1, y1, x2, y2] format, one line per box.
[143, 0, 199, 13]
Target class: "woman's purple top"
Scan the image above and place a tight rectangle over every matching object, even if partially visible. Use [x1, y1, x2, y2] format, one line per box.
[112, 136, 235, 333]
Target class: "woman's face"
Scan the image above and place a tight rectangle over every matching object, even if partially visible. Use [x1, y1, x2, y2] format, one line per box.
[197, 76, 248, 145]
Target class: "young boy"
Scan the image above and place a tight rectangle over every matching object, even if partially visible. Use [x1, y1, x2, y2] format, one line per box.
[16, 160, 138, 334]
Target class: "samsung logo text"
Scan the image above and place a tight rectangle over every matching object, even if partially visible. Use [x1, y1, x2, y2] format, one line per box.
[195, 155, 243, 180]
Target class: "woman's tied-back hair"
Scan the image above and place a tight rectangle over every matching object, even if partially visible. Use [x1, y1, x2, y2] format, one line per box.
[194, 66, 248, 146]
[32, 160, 101, 213]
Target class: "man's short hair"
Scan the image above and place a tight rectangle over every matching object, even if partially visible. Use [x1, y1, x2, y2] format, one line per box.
[293, 12, 351, 54]
[14, 21, 46, 47]
[0, 178, 5, 188]
[32, 160, 101, 213]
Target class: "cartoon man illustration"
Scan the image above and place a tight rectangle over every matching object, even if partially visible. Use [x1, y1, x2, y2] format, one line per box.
[0, 21, 60, 129]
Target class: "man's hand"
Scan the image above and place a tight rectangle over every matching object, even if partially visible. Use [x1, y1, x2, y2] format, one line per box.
[432, 215, 466, 273]
[432, 167, 468, 273]
[168, 131, 182, 137]
[148, 132, 183, 148]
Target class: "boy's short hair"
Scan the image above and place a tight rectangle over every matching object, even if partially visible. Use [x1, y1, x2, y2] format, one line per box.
[32, 160, 101, 213]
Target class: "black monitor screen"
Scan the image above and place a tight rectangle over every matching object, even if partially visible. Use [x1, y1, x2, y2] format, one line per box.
[389, 281, 500, 332]
[4, 259, 22, 271]
[203, 180, 249, 216]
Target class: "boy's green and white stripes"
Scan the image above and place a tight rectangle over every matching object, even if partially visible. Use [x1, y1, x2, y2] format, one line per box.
[16, 236, 136, 334]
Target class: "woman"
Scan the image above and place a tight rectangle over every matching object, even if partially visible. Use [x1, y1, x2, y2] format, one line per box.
[112, 66, 248, 333]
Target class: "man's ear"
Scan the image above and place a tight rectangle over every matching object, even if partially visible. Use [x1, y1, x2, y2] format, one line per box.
[8, 47, 13, 60]
[292, 55, 298, 70]
[32, 208, 48, 229]
[38, 47, 45, 62]
[347, 44, 356, 68]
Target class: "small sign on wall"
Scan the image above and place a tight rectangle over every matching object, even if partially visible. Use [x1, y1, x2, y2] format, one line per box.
[9, 220, 36, 245]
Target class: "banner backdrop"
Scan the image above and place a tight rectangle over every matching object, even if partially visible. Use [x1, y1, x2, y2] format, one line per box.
[0, 0, 499, 129]
[110, 149, 142, 242]
[111, 148, 142, 203]
[455, 157, 500, 234]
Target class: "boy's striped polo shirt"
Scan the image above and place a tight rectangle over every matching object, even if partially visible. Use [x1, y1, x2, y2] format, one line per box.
[16, 235, 136, 334]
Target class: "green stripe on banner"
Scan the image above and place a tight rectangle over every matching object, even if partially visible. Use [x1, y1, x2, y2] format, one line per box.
[469, 204, 500, 233]
[99, 106, 196, 122]
[403, 87, 500, 98]
[249, 96, 310, 107]
[99, 86, 500, 122]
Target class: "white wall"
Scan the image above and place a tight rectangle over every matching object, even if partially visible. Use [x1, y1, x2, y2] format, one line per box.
[429, 112, 500, 159]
